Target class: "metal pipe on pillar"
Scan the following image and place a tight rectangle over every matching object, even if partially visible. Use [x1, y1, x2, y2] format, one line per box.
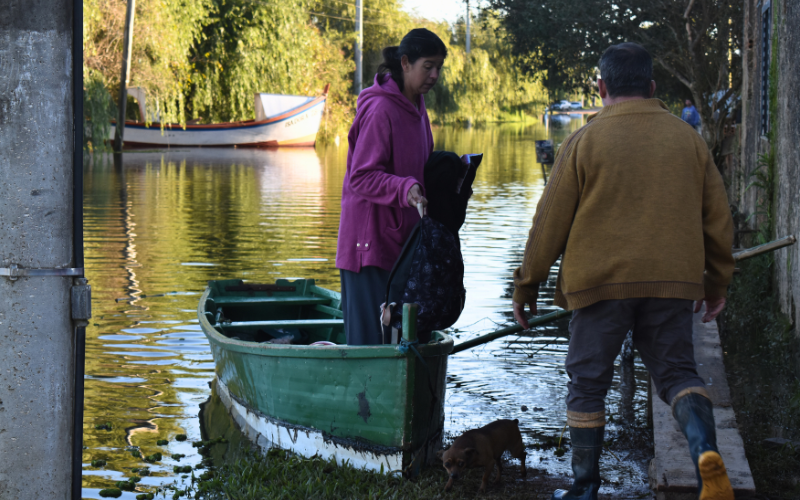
[114, 0, 136, 151]
[71, 0, 89, 498]
[355, 0, 363, 95]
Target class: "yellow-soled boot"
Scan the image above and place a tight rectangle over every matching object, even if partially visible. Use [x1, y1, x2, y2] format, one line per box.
[697, 450, 734, 500]
[672, 391, 734, 500]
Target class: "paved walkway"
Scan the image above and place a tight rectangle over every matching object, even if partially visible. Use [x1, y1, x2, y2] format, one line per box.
[649, 309, 756, 499]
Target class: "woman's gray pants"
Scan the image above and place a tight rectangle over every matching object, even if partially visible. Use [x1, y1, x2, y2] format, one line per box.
[340, 266, 390, 345]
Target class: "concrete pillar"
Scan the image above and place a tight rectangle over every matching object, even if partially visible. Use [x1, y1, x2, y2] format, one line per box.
[0, 1, 78, 499]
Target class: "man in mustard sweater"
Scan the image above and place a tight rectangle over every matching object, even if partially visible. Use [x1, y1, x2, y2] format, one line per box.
[513, 43, 735, 500]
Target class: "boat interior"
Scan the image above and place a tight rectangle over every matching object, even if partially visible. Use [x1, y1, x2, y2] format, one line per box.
[203, 279, 346, 345]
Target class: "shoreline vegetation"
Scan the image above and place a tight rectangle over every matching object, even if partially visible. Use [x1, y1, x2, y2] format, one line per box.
[82, 0, 556, 152]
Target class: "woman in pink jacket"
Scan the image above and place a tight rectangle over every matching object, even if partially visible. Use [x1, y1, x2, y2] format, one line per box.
[335, 28, 447, 345]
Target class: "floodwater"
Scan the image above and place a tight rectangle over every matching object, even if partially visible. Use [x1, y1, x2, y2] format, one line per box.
[81, 116, 652, 498]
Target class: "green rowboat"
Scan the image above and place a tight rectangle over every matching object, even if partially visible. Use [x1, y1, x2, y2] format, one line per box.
[197, 278, 453, 476]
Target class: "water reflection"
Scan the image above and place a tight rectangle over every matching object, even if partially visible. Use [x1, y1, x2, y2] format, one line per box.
[81, 120, 650, 497]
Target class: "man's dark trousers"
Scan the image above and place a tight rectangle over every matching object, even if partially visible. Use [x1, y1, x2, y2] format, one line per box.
[565, 298, 706, 422]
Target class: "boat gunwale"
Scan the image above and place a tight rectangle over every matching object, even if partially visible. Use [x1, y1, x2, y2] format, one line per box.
[197, 286, 454, 359]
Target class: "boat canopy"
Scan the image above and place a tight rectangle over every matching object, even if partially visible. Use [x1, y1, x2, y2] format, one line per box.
[255, 93, 316, 121]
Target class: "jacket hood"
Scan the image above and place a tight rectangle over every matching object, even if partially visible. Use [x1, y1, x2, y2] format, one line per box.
[357, 73, 423, 117]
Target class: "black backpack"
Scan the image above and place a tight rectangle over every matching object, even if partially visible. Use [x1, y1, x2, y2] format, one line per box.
[380, 152, 481, 343]
[382, 216, 465, 344]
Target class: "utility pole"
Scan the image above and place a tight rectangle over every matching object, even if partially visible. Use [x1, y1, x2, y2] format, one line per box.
[466, 0, 471, 54]
[1, 1, 89, 499]
[114, 0, 136, 151]
[355, 0, 363, 94]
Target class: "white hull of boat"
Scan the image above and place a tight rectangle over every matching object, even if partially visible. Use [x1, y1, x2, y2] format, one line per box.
[112, 95, 326, 148]
[216, 378, 403, 474]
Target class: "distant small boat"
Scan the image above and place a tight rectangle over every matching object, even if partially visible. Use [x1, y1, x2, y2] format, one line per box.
[112, 85, 329, 149]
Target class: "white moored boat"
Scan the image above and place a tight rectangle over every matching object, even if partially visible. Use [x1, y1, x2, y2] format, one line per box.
[112, 85, 328, 148]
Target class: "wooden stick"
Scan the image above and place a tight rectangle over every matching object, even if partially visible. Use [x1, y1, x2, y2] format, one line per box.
[733, 235, 796, 261]
[451, 309, 571, 354]
[451, 236, 795, 355]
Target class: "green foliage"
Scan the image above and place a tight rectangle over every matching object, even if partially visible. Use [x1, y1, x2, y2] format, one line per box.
[84, 0, 212, 125]
[157, 439, 169, 446]
[721, 256, 800, 498]
[492, 0, 742, 153]
[426, 12, 548, 124]
[90, 459, 107, 467]
[98, 488, 122, 498]
[95, 421, 113, 430]
[745, 153, 775, 245]
[83, 68, 116, 152]
[188, 0, 353, 131]
[83, 0, 546, 142]
[175, 434, 188, 441]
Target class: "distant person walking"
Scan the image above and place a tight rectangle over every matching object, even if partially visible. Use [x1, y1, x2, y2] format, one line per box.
[682, 99, 701, 131]
[335, 28, 447, 345]
[512, 43, 735, 500]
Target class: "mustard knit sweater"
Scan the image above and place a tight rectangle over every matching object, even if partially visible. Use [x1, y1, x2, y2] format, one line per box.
[513, 99, 734, 310]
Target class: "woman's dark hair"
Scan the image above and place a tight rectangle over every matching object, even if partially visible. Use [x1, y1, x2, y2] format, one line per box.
[377, 28, 447, 91]
[598, 42, 653, 98]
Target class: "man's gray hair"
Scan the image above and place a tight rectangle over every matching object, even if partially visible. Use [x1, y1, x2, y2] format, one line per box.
[599, 43, 653, 98]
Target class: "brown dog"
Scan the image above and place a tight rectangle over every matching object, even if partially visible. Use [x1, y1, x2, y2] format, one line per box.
[437, 419, 527, 493]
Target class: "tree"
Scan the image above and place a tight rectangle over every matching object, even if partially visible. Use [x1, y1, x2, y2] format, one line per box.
[491, 0, 742, 158]
[189, 0, 352, 125]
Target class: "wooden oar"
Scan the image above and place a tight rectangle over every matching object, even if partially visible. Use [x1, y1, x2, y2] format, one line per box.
[451, 235, 796, 355]
[451, 309, 571, 354]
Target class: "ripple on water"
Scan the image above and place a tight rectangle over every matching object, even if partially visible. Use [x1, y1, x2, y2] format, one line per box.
[97, 334, 143, 341]
[120, 327, 162, 334]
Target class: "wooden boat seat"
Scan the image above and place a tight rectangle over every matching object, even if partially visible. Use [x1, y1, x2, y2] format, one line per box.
[222, 319, 344, 329]
[213, 296, 330, 307]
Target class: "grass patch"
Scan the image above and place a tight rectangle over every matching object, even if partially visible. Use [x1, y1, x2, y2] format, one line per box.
[720, 255, 800, 497]
[187, 447, 556, 500]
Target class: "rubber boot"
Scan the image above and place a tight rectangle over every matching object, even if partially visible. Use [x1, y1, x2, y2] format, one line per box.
[551, 426, 604, 500]
[672, 392, 734, 500]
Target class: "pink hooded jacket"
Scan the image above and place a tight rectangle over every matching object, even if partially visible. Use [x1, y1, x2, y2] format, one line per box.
[335, 73, 434, 273]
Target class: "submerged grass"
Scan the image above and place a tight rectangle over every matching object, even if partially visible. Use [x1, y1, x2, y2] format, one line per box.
[720, 255, 800, 498]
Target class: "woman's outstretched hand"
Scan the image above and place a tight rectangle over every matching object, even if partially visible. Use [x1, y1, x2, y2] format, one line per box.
[407, 184, 428, 216]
